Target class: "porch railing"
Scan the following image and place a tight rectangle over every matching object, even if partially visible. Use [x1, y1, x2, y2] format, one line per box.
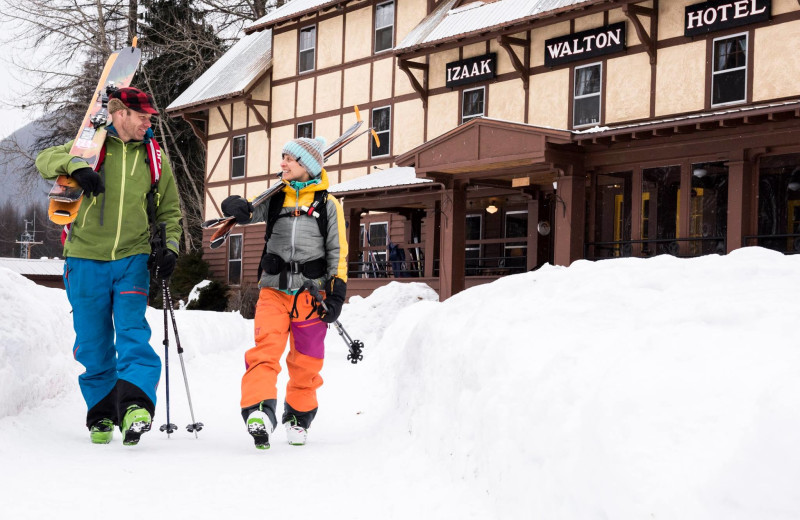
[584, 236, 727, 260]
[743, 233, 800, 255]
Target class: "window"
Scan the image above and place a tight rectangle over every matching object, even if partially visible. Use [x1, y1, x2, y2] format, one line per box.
[231, 135, 246, 179]
[297, 122, 313, 139]
[503, 211, 528, 272]
[462, 87, 485, 123]
[642, 166, 681, 256]
[362, 222, 388, 277]
[299, 25, 316, 73]
[593, 172, 632, 259]
[371, 106, 391, 157]
[573, 62, 602, 127]
[712, 33, 747, 106]
[375, 1, 394, 53]
[465, 214, 482, 275]
[228, 234, 243, 285]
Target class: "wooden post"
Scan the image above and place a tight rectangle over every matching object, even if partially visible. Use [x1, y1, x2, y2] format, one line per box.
[439, 181, 467, 300]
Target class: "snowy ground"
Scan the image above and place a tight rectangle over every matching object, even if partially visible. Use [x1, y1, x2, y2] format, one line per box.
[1, 247, 799, 519]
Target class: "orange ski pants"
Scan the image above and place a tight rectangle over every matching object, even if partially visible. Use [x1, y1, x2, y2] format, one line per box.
[241, 288, 327, 413]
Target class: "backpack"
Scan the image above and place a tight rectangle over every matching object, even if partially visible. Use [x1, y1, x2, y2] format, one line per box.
[256, 189, 330, 280]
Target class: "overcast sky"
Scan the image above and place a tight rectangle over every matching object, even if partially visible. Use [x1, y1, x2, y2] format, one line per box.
[0, 26, 42, 140]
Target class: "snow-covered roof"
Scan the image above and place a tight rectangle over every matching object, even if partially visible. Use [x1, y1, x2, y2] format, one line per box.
[573, 99, 800, 138]
[246, 0, 339, 33]
[0, 257, 64, 277]
[397, 0, 598, 53]
[167, 30, 273, 113]
[328, 167, 434, 194]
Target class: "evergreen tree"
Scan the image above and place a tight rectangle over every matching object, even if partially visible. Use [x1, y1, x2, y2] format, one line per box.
[138, 0, 226, 252]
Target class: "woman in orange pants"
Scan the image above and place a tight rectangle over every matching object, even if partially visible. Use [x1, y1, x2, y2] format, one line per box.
[221, 136, 348, 450]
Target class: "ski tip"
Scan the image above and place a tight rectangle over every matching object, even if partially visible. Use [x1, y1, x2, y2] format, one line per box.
[354, 105, 361, 122]
[209, 237, 224, 249]
[131, 36, 138, 48]
[371, 128, 380, 148]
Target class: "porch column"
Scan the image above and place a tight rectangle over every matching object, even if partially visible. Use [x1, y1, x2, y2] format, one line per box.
[347, 207, 362, 278]
[439, 181, 467, 300]
[424, 202, 439, 278]
[553, 175, 586, 266]
[727, 158, 755, 252]
[527, 198, 539, 270]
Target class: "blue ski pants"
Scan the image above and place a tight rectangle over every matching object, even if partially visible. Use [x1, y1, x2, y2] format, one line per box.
[63, 254, 161, 412]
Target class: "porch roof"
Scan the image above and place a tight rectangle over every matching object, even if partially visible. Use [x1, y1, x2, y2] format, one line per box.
[329, 167, 434, 195]
[573, 99, 800, 145]
[395, 117, 573, 181]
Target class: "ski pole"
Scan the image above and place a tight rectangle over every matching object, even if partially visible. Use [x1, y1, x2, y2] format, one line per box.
[163, 284, 203, 436]
[158, 278, 178, 437]
[301, 281, 364, 364]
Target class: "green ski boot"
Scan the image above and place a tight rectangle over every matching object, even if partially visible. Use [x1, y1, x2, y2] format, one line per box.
[121, 406, 152, 446]
[89, 419, 115, 444]
[247, 410, 274, 450]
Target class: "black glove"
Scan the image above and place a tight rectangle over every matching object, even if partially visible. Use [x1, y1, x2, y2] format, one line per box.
[221, 195, 253, 224]
[318, 277, 346, 324]
[71, 167, 105, 196]
[151, 248, 177, 280]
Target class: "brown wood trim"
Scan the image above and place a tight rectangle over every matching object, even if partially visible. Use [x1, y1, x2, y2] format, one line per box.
[206, 138, 230, 183]
[216, 106, 232, 132]
[496, 35, 530, 90]
[180, 114, 207, 148]
[397, 59, 428, 108]
[622, 4, 656, 64]
[747, 27, 755, 105]
[704, 35, 712, 110]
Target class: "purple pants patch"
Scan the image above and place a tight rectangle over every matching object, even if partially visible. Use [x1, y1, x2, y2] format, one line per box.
[291, 318, 327, 359]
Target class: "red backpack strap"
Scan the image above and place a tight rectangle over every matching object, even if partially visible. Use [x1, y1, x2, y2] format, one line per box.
[145, 137, 161, 186]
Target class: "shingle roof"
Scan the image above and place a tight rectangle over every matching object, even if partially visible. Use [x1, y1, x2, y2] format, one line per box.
[167, 30, 273, 113]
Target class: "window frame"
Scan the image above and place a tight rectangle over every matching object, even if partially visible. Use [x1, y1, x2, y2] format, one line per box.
[374, 0, 395, 54]
[228, 233, 243, 286]
[298, 25, 317, 74]
[297, 122, 313, 139]
[572, 62, 603, 129]
[231, 134, 246, 179]
[371, 105, 391, 158]
[461, 86, 485, 124]
[363, 221, 389, 277]
[711, 31, 748, 108]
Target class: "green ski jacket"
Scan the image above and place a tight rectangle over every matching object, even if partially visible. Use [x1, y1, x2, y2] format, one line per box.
[36, 131, 182, 261]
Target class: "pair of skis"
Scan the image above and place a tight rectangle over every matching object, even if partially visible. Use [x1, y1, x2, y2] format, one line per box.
[201, 105, 379, 249]
[48, 38, 141, 225]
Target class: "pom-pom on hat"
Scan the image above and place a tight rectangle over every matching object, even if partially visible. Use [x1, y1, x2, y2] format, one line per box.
[282, 137, 326, 177]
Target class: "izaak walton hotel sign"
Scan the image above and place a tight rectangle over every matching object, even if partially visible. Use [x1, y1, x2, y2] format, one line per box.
[445, 53, 497, 88]
[685, 0, 770, 36]
[544, 22, 627, 67]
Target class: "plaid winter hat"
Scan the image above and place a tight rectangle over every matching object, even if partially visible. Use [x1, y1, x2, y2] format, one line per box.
[110, 87, 158, 115]
[283, 137, 326, 177]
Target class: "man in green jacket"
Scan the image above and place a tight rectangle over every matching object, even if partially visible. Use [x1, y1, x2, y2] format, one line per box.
[36, 87, 182, 446]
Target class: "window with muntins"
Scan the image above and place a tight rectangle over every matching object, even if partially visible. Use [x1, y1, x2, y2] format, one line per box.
[231, 135, 246, 179]
[375, 1, 394, 53]
[299, 26, 316, 73]
[573, 63, 602, 127]
[371, 106, 391, 157]
[228, 234, 243, 286]
[462, 87, 484, 123]
[297, 122, 313, 139]
[712, 33, 747, 106]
